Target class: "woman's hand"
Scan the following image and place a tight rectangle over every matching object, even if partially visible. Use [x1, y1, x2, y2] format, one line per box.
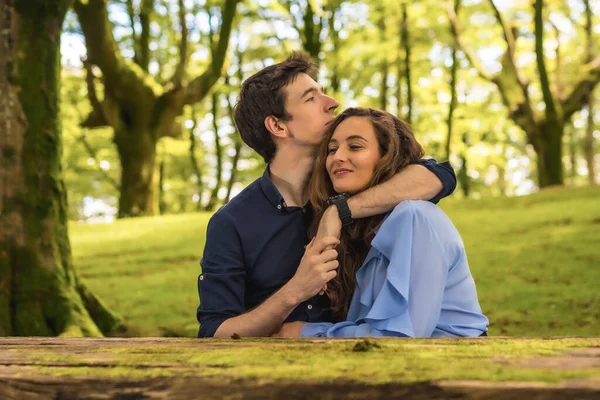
[316, 206, 341, 241]
[314, 206, 342, 295]
[272, 322, 306, 338]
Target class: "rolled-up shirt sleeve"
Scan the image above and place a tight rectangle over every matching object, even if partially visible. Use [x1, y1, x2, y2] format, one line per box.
[417, 159, 456, 204]
[197, 211, 246, 338]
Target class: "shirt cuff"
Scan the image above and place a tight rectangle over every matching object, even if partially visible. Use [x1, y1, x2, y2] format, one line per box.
[300, 322, 334, 337]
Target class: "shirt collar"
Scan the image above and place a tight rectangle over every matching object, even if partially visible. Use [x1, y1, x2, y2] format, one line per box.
[260, 165, 287, 212]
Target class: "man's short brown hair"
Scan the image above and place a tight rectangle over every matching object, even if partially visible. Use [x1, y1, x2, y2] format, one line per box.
[234, 52, 318, 163]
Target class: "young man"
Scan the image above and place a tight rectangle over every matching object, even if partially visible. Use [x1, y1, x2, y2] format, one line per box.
[197, 53, 456, 338]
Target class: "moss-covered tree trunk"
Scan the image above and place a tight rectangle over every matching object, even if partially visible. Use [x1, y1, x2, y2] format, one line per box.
[115, 128, 157, 217]
[0, 0, 121, 336]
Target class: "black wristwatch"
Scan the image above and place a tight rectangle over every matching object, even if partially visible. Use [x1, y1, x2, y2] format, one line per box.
[328, 193, 353, 227]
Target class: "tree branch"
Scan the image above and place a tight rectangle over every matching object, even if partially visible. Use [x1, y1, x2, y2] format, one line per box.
[449, 0, 539, 143]
[550, 21, 563, 99]
[81, 58, 108, 128]
[447, 0, 493, 81]
[77, 132, 120, 191]
[183, 0, 240, 105]
[487, 0, 516, 59]
[207, 6, 216, 59]
[169, 0, 189, 87]
[138, 0, 153, 72]
[74, 0, 160, 104]
[562, 55, 600, 121]
[125, 0, 138, 65]
[534, 0, 559, 123]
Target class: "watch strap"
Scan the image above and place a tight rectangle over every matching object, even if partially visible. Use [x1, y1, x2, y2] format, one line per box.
[331, 195, 353, 227]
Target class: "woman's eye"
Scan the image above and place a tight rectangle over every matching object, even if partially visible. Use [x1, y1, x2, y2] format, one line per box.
[349, 145, 362, 150]
[327, 147, 337, 154]
[306, 97, 315, 102]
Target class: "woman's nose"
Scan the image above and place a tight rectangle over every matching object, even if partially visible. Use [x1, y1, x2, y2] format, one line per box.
[333, 147, 347, 161]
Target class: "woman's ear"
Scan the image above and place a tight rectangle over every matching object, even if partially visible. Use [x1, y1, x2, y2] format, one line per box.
[265, 116, 288, 139]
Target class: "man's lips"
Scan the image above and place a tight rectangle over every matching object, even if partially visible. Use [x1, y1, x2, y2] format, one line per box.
[332, 168, 352, 176]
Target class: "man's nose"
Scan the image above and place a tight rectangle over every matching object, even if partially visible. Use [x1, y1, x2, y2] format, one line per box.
[325, 95, 339, 113]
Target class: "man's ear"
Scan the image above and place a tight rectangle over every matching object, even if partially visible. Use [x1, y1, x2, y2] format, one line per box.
[265, 116, 288, 139]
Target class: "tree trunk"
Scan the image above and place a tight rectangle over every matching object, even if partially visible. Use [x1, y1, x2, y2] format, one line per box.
[459, 134, 470, 197]
[115, 129, 157, 218]
[567, 122, 577, 184]
[583, 0, 596, 185]
[225, 139, 242, 204]
[328, 8, 341, 96]
[0, 0, 121, 336]
[378, 8, 388, 111]
[396, 18, 403, 119]
[584, 102, 596, 185]
[537, 125, 564, 187]
[158, 160, 167, 215]
[401, 4, 413, 124]
[445, 0, 460, 161]
[205, 93, 223, 211]
[188, 107, 204, 212]
[74, 0, 240, 218]
[497, 164, 506, 195]
[301, 1, 321, 61]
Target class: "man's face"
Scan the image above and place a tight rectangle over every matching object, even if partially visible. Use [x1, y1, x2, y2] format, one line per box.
[280, 73, 339, 147]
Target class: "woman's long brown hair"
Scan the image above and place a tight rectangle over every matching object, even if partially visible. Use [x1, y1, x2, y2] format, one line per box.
[308, 107, 425, 322]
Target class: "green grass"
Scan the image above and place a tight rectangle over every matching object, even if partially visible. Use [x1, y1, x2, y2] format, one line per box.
[70, 186, 600, 337]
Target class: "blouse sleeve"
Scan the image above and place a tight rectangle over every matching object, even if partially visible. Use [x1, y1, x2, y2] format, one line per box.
[300, 201, 450, 338]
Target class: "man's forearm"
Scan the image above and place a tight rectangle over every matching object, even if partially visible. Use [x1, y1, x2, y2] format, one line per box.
[348, 164, 442, 218]
[213, 284, 301, 338]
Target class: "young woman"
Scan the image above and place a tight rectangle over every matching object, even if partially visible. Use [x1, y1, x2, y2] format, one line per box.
[296, 107, 488, 338]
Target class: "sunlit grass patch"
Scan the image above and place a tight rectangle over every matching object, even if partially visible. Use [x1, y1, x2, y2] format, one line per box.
[70, 186, 600, 337]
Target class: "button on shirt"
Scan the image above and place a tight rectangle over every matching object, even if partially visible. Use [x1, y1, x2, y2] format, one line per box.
[197, 159, 457, 338]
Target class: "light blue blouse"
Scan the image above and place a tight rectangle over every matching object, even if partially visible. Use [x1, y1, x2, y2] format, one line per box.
[301, 200, 489, 338]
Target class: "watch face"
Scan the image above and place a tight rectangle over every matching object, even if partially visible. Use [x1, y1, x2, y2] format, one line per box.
[331, 193, 348, 201]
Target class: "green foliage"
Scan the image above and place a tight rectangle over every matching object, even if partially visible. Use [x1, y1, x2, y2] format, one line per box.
[70, 186, 600, 337]
[58, 0, 598, 219]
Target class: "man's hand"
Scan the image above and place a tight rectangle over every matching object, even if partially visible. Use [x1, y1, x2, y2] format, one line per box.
[285, 236, 339, 303]
[272, 321, 306, 338]
[315, 206, 342, 241]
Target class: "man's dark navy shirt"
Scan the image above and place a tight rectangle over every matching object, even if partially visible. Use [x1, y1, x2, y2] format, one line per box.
[196, 159, 456, 337]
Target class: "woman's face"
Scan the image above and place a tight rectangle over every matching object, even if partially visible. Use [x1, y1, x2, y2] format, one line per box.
[326, 116, 382, 194]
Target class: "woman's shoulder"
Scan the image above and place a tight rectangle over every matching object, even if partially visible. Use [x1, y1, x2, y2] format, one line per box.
[376, 200, 456, 243]
[386, 200, 445, 226]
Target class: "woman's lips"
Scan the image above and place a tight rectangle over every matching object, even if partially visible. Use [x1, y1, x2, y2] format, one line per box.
[333, 168, 352, 176]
